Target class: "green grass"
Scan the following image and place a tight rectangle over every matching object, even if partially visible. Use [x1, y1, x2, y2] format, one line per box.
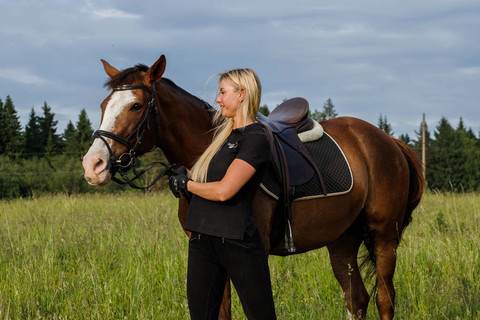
[0, 191, 478, 319]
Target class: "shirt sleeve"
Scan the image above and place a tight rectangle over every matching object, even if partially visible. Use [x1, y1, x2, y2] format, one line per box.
[235, 131, 270, 171]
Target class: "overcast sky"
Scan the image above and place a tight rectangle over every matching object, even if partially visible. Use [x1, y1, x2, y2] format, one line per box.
[1, 0, 479, 138]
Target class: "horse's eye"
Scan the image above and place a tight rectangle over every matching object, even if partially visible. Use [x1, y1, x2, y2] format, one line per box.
[129, 103, 143, 111]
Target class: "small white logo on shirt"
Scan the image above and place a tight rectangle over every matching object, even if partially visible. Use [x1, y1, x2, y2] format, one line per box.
[227, 142, 238, 149]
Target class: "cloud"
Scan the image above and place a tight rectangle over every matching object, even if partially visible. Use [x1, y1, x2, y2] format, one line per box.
[456, 67, 480, 75]
[1, 0, 479, 139]
[92, 9, 141, 20]
[0, 68, 49, 85]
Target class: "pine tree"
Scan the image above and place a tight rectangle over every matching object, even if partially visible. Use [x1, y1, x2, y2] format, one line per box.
[466, 128, 476, 140]
[1, 96, 23, 155]
[309, 109, 323, 122]
[0, 98, 4, 154]
[63, 121, 78, 155]
[310, 98, 338, 122]
[377, 114, 394, 135]
[322, 98, 338, 120]
[24, 108, 43, 157]
[38, 102, 60, 155]
[428, 117, 460, 190]
[62, 109, 94, 157]
[457, 117, 466, 132]
[399, 133, 413, 147]
[454, 118, 480, 191]
[258, 104, 270, 116]
[45, 133, 56, 157]
[75, 109, 94, 155]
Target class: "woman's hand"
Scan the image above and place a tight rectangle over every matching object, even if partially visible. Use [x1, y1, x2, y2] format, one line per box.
[187, 159, 256, 202]
[168, 166, 192, 200]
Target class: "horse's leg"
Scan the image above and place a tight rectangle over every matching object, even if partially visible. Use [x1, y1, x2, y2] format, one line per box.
[219, 280, 232, 320]
[367, 177, 408, 319]
[372, 231, 399, 320]
[327, 231, 369, 320]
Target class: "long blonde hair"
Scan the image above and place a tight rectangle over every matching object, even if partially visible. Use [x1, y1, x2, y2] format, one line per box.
[190, 68, 262, 183]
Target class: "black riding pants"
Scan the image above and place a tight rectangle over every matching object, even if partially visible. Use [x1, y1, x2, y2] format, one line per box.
[187, 230, 276, 320]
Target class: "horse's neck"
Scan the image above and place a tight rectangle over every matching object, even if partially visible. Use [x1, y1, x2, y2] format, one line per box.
[155, 81, 214, 168]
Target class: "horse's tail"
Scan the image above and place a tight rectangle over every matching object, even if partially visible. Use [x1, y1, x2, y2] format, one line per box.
[392, 138, 425, 241]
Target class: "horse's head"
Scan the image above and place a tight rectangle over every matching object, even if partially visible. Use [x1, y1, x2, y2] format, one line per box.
[82, 55, 166, 186]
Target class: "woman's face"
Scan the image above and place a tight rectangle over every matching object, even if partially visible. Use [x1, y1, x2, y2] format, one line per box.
[216, 80, 244, 119]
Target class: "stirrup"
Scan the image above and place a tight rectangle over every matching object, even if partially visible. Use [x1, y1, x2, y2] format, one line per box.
[283, 220, 296, 253]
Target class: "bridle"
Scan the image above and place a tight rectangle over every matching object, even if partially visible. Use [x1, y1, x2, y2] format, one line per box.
[93, 83, 174, 189]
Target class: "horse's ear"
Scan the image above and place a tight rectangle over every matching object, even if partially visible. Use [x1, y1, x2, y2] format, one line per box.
[146, 55, 166, 84]
[101, 59, 120, 78]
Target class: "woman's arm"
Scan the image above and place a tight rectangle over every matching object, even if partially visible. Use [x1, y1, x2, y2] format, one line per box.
[187, 158, 256, 202]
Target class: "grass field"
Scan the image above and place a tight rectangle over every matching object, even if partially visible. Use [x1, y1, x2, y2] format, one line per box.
[0, 191, 478, 319]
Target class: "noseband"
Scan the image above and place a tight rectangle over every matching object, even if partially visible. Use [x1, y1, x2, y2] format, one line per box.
[93, 83, 173, 189]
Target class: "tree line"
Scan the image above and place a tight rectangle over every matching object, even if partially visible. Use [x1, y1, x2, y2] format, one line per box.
[377, 113, 480, 192]
[0, 96, 93, 158]
[1, 95, 479, 198]
[0, 96, 121, 198]
[401, 117, 480, 192]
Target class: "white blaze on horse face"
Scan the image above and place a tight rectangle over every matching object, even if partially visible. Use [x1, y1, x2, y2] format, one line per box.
[101, 90, 136, 132]
[83, 90, 137, 184]
[88, 90, 136, 155]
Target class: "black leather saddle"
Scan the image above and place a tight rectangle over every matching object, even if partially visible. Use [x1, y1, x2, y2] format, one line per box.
[258, 98, 326, 252]
[258, 97, 325, 190]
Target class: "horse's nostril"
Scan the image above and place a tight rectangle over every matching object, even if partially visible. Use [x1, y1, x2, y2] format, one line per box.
[94, 157, 107, 175]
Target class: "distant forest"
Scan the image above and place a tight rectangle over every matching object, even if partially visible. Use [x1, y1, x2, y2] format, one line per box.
[1, 95, 479, 198]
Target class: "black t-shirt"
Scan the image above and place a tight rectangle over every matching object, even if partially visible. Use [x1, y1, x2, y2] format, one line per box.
[184, 122, 270, 240]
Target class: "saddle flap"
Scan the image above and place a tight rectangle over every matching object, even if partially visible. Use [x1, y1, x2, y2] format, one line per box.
[258, 113, 316, 187]
[276, 128, 315, 186]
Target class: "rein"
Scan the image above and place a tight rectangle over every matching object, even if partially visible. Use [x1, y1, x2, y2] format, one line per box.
[93, 83, 174, 189]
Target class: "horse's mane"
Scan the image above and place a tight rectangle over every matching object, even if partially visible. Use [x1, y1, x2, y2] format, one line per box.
[160, 77, 197, 99]
[103, 64, 147, 89]
[104, 64, 200, 102]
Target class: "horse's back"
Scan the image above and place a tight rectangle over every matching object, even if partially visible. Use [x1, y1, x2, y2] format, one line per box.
[322, 116, 411, 182]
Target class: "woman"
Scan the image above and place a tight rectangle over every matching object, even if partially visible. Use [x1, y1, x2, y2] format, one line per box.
[168, 69, 276, 319]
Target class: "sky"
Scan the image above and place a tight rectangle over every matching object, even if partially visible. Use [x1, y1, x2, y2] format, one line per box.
[1, 0, 479, 139]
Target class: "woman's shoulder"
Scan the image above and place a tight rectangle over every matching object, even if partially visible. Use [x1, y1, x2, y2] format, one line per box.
[238, 123, 269, 148]
[242, 122, 267, 135]
[235, 123, 270, 164]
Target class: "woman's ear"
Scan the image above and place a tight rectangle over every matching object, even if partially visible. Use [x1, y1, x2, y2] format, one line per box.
[238, 88, 246, 102]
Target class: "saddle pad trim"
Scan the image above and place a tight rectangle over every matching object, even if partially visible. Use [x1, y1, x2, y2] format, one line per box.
[298, 120, 323, 142]
[260, 183, 279, 200]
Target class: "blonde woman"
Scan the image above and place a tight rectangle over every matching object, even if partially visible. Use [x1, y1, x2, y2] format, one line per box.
[168, 69, 276, 319]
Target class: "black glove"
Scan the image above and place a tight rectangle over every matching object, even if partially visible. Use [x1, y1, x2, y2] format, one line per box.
[168, 166, 191, 200]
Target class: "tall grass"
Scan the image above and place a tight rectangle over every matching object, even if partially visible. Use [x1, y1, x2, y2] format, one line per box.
[0, 192, 188, 319]
[0, 191, 478, 319]
[393, 191, 480, 319]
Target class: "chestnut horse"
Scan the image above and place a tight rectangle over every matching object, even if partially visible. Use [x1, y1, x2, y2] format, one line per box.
[82, 55, 424, 320]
